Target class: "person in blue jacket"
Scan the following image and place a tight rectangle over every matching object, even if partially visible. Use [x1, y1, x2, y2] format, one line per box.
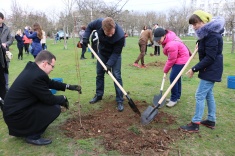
[24, 23, 43, 58]
[180, 10, 225, 132]
[15, 29, 24, 60]
[82, 17, 125, 112]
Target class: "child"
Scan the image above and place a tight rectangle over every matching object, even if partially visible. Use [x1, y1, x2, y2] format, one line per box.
[15, 29, 24, 60]
[180, 10, 225, 132]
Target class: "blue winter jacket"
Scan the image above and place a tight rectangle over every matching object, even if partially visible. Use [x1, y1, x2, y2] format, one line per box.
[24, 30, 42, 56]
[83, 18, 125, 67]
[192, 17, 225, 82]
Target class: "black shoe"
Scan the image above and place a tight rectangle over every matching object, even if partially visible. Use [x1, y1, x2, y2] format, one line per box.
[25, 138, 52, 145]
[117, 102, 124, 112]
[200, 120, 215, 129]
[80, 57, 87, 60]
[180, 122, 199, 133]
[89, 95, 102, 104]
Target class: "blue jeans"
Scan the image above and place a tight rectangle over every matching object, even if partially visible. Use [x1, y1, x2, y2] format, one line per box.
[169, 64, 184, 102]
[192, 79, 216, 123]
[96, 53, 123, 103]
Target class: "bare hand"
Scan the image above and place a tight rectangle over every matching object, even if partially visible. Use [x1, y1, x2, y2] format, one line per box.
[186, 69, 194, 78]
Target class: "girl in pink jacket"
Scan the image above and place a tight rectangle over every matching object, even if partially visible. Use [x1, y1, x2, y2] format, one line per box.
[153, 28, 190, 107]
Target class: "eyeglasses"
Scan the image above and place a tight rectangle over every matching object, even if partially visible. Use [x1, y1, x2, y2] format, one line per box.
[47, 62, 55, 68]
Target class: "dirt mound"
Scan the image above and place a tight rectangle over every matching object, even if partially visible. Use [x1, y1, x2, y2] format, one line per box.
[146, 61, 165, 67]
[60, 101, 185, 155]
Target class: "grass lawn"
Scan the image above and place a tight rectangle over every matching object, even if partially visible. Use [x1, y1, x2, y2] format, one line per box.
[0, 36, 235, 155]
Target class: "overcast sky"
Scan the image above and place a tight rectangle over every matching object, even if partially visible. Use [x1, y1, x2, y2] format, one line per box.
[0, 0, 186, 16]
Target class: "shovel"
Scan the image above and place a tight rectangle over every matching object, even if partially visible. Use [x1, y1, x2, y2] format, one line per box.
[141, 47, 198, 125]
[88, 44, 141, 116]
[153, 73, 166, 108]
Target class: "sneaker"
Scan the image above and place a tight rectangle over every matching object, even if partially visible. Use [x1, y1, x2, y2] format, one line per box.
[117, 102, 124, 112]
[140, 64, 147, 68]
[200, 120, 215, 129]
[133, 63, 140, 67]
[166, 99, 180, 102]
[166, 100, 177, 107]
[180, 122, 199, 133]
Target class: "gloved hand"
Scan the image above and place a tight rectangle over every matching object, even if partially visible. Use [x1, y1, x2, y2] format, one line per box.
[61, 96, 69, 110]
[105, 65, 112, 74]
[82, 38, 89, 47]
[66, 84, 82, 94]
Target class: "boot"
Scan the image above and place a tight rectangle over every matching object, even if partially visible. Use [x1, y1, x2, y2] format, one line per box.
[117, 102, 124, 112]
[89, 95, 102, 104]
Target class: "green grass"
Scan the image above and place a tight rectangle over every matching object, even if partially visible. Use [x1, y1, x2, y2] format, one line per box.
[0, 36, 235, 155]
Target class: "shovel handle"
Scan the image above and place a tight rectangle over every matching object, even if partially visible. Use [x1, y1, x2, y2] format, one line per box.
[157, 47, 198, 105]
[160, 73, 166, 91]
[88, 44, 127, 96]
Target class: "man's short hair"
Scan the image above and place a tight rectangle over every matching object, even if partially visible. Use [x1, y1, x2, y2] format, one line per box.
[102, 17, 115, 31]
[0, 12, 4, 19]
[35, 50, 56, 63]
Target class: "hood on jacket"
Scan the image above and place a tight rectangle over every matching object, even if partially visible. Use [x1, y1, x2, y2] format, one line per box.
[195, 16, 225, 40]
[161, 30, 177, 46]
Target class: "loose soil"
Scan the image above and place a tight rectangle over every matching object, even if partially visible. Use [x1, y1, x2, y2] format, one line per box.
[60, 100, 187, 155]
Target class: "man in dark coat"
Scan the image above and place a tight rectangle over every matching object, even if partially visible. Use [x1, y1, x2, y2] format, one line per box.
[2, 50, 82, 145]
[82, 17, 125, 112]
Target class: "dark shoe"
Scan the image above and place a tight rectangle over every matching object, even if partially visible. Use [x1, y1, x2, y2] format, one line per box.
[25, 138, 52, 145]
[200, 120, 215, 129]
[117, 102, 124, 112]
[89, 95, 102, 104]
[80, 57, 87, 60]
[180, 122, 199, 133]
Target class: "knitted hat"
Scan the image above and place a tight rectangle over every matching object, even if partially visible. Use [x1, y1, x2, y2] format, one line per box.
[193, 10, 212, 23]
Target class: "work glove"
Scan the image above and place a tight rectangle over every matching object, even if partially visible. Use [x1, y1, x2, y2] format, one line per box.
[105, 65, 112, 74]
[82, 38, 89, 47]
[66, 84, 82, 94]
[61, 96, 69, 110]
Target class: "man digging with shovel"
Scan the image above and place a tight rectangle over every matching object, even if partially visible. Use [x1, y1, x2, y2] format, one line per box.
[82, 17, 125, 112]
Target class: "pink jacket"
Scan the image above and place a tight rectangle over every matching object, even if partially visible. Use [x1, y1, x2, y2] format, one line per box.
[161, 30, 190, 73]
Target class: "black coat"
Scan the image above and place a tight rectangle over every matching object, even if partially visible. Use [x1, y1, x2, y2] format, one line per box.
[3, 62, 67, 137]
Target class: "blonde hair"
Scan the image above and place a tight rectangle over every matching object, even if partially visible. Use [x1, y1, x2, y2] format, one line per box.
[102, 17, 115, 31]
[32, 22, 43, 39]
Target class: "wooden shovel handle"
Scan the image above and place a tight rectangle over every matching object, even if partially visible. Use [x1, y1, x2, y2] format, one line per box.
[88, 44, 128, 96]
[157, 47, 198, 105]
[160, 73, 166, 91]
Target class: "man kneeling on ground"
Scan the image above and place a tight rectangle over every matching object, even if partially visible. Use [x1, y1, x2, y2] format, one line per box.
[2, 50, 82, 145]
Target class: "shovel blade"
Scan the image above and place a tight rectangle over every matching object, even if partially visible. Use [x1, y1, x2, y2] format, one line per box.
[153, 95, 166, 108]
[141, 106, 158, 125]
[127, 97, 141, 116]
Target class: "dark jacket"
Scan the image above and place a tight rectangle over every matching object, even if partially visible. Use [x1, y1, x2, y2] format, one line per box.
[24, 30, 42, 56]
[0, 23, 13, 51]
[15, 34, 24, 48]
[83, 18, 125, 67]
[193, 17, 225, 82]
[3, 62, 67, 137]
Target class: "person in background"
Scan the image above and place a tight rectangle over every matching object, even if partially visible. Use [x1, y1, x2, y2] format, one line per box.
[133, 27, 153, 68]
[140, 26, 148, 55]
[24, 22, 43, 58]
[23, 33, 32, 54]
[79, 25, 87, 60]
[0, 12, 13, 91]
[2, 50, 82, 145]
[152, 23, 161, 56]
[82, 17, 125, 112]
[180, 10, 225, 132]
[15, 29, 24, 60]
[90, 30, 98, 59]
[41, 30, 47, 50]
[0, 39, 8, 110]
[153, 27, 190, 107]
